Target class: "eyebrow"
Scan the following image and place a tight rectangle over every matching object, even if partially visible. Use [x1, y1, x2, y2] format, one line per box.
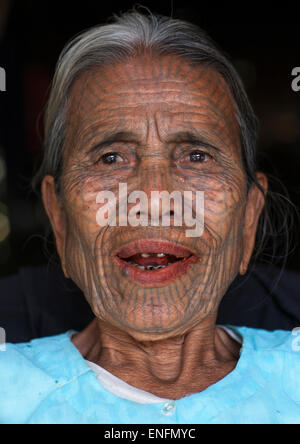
[88, 131, 141, 154]
[164, 131, 222, 152]
[88, 130, 222, 154]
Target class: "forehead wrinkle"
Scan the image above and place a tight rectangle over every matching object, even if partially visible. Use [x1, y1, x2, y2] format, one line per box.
[183, 69, 239, 125]
[72, 113, 232, 154]
[71, 71, 237, 130]
[154, 108, 239, 151]
[122, 52, 195, 84]
[71, 92, 237, 141]
[67, 57, 241, 160]
[69, 54, 236, 112]
[67, 105, 238, 158]
[70, 54, 225, 100]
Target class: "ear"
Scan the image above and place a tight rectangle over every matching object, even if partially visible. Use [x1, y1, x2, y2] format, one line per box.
[41, 175, 69, 278]
[239, 172, 268, 275]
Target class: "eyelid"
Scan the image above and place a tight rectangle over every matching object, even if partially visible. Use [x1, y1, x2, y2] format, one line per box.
[89, 139, 137, 156]
[173, 145, 215, 162]
[100, 151, 124, 163]
[89, 141, 137, 164]
[190, 149, 214, 158]
[187, 150, 214, 164]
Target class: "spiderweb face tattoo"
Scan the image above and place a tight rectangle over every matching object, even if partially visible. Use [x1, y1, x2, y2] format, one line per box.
[58, 54, 249, 338]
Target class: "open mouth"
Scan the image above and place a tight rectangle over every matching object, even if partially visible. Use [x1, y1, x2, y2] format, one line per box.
[114, 239, 198, 286]
[125, 252, 184, 270]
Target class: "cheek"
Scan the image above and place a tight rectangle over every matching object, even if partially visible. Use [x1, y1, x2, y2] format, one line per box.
[62, 189, 104, 269]
[63, 174, 111, 232]
[62, 198, 107, 302]
[200, 177, 246, 247]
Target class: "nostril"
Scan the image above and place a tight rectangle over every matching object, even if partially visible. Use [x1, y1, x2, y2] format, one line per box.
[126, 205, 177, 222]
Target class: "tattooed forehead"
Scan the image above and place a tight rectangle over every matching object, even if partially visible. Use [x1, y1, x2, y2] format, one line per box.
[66, 54, 241, 157]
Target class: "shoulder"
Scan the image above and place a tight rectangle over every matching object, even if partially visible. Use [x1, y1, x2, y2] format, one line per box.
[231, 326, 295, 351]
[0, 332, 89, 423]
[230, 326, 300, 405]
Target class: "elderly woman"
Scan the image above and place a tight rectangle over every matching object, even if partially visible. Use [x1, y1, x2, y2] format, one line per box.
[0, 11, 299, 424]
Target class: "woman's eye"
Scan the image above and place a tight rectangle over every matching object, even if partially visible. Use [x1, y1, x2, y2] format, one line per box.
[189, 151, 211, 163]
[100, 152, 122, 164]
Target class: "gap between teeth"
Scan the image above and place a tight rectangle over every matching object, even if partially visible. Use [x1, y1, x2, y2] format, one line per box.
[128, 262, 173, 270]
[140, 253, 166, 258]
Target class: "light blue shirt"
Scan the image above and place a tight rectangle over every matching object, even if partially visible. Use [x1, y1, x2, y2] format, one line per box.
[0, 326, 300, 424]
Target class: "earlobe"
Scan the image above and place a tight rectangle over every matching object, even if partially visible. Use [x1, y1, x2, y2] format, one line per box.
[41, 175, 69, 278]
[239, 262, 248, 276]
[239, 172, 268, 275]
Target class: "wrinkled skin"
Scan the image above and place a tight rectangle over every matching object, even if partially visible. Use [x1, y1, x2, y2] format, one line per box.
[42, 53, 267, 399]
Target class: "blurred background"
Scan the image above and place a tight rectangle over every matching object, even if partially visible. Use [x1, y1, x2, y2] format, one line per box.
[0, 0, 299, 278]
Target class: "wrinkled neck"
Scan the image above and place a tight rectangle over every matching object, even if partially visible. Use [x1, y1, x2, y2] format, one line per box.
[72, 316, 240, 398]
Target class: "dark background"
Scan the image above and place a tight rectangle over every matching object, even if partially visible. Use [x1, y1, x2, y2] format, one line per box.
[0, 0, 299, 278]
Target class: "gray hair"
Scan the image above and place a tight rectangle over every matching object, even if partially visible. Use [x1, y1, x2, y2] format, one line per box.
[35, 10, 258, 194]
[34, 9, 294, 264]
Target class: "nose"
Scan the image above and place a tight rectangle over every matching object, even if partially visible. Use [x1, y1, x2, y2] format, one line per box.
[135, 205, 175, 221]
[129, 161, 178, 225]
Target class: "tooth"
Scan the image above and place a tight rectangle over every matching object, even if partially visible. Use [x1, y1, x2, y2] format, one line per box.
[156, 253, 165, 257]
[141, 253, 150, 258]
[138, 265, 145, 270]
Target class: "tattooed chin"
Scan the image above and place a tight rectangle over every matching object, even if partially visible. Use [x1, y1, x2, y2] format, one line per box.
[76, 224, 239, 334]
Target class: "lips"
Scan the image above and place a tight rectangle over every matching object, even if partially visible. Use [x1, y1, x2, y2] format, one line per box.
[114, 239, 198, 286]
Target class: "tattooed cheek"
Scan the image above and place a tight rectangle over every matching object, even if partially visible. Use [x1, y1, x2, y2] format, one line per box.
[121, 267, 130, 278]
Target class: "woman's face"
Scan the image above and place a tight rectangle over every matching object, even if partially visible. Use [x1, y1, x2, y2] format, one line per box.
[43, 54, 265, 340]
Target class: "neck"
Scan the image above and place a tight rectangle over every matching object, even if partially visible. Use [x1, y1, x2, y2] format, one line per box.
[72, 316, 240, 400]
